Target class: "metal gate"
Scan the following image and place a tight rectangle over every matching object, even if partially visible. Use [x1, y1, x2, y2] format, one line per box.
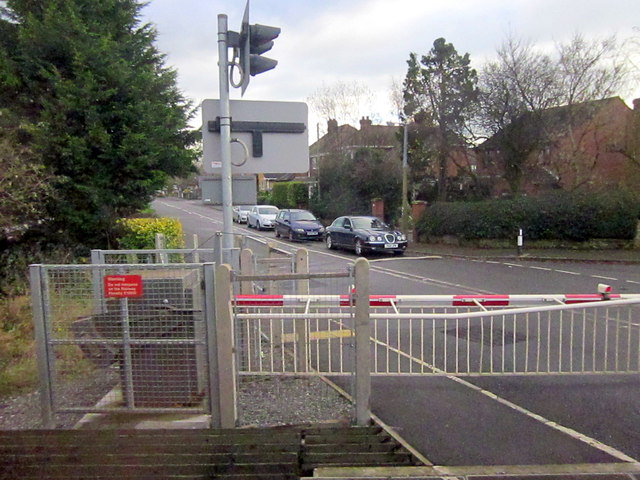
[233, 290, 640, 376]
[29, 263, 219, 428]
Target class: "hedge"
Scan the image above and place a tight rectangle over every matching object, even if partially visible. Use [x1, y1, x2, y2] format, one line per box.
[117, 217, 185, 249]
[416, 192, 639, 242]
[270, 182, 308, 209]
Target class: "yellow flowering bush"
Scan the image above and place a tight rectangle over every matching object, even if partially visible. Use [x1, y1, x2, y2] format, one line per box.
[117, 217, 185, 249]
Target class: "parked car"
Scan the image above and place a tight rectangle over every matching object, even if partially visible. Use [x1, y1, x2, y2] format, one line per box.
[232, 205, 252, 223]
[247, 205, 279, 230]
[325, 216, 407, 256]
[274, 209, 325, 241]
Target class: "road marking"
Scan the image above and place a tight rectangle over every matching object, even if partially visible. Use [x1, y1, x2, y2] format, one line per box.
[370, 336, 639, 463]
[504, 262, 524, 268]
[591, 275, 618, 281]
[555, 269, 581, 275]
[530, 266, 552, 271]
[369, 255, 442, 263]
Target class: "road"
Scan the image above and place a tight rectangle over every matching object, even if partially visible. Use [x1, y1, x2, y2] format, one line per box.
[153, 198, 640, 468]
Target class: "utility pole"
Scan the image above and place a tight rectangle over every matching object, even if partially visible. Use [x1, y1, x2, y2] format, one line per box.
[400, 123, 411, 235]
[217, 14, 234, 262]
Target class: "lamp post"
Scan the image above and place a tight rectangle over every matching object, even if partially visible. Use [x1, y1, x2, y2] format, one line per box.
[400, 123, 411, 235]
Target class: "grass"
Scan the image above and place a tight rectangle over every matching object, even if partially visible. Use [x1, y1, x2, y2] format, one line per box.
[0, 295, 38, 397]
[0, 293, 96, 399]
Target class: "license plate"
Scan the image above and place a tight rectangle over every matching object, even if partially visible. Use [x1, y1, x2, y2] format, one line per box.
[307, 232, 318, 235]
[384, 243, 398, 248]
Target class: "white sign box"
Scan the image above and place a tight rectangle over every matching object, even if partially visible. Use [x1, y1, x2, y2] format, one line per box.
[202, 99, 309, 174]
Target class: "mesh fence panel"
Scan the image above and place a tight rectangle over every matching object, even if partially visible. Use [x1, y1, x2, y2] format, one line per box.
[35, 264, 210, 425]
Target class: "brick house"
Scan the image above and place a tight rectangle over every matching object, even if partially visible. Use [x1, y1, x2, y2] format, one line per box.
[476, 96, 640, 196]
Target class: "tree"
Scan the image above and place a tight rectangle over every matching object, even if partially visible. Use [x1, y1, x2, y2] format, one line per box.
[307, 80, 375, 135]
[403, 38, 479, 201]
[478, 33, 631, 194]
[0, 0, 197, 248]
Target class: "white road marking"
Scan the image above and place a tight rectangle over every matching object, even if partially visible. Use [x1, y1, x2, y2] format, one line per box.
[591, 275, 618, 281]
[555, 269, 581, 275]
[530, 266, 552, 271]
[371, 336, 639, 464]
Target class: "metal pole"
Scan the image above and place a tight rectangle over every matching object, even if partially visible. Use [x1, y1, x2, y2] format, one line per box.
[400, 124, 410, 234]
[29, 265, 54, 428]
[218, 14, 234, 264]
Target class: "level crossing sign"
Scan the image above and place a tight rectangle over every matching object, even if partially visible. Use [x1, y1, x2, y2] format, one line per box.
[202, 99, 309, 174]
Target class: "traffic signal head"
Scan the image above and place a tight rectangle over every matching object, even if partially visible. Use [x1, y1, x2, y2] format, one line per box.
[239, 2, 280, 94]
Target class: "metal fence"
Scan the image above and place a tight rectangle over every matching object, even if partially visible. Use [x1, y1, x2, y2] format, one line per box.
[29, 263, 219, 428]
[233, 292, 640, 377]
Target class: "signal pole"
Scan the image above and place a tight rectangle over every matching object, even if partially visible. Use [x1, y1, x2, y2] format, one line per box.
[217, 14, 234, 262]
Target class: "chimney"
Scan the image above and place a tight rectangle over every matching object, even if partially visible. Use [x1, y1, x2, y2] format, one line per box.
[359, 116, 372, 130]
[327, 119, 338, 134]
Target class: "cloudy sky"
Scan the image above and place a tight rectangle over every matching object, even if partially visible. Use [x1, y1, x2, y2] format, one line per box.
[140, 0, 639, 138]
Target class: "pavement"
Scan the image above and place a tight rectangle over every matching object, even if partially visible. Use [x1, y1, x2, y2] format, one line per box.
[407, 242, 640, 263]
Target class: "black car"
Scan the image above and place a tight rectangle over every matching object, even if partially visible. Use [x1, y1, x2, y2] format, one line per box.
[325, 216, 407, 256]
[274, 209, 325, 241]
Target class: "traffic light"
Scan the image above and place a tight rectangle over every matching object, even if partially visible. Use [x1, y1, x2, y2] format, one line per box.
[239, 2, 280, 94]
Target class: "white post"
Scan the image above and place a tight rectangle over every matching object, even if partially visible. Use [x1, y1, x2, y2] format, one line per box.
[295, 248, 309, 372]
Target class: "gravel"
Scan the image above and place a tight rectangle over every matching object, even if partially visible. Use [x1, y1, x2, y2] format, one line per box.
[0, 372, 353, 430]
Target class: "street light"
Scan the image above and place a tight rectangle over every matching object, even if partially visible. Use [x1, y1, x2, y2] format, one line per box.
[400, 124, 411, 236]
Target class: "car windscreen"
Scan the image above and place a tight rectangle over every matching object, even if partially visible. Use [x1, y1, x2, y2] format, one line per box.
[291, 211, 316, 221]
[258, 207, 278, 214]
[351, 217, 387, 230]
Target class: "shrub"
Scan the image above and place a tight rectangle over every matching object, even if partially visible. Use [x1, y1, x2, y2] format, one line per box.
[270, 183, 290, 208]
[117, 218, 185, 250]
[416, 192, 639, 242]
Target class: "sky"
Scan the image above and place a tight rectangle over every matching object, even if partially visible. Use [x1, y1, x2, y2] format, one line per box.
[140, 0, 640, 139]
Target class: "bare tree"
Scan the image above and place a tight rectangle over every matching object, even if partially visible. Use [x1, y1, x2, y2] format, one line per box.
[478, 32, 632, 194]
[307, 80, 375, 134]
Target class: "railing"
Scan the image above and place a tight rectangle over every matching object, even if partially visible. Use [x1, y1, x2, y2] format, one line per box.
[233, 292, 640, 376]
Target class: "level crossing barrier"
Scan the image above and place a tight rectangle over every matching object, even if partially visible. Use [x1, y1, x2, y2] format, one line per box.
[233, 290, 640, 376]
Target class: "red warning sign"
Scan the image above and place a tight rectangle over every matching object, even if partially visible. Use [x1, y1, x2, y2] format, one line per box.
[104, 275, 143, 298]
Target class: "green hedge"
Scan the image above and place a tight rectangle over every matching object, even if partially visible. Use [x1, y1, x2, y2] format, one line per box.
[117, 217, 185, 249]
[417, 193, 639, 242]
[270, 182, 308, 209]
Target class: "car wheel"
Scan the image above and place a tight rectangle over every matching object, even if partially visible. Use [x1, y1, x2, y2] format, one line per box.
[354, 239, 364, 256]
[326, 234, 335, 250]
[257, 222, 262, 231]
[275, 228, 280, 238]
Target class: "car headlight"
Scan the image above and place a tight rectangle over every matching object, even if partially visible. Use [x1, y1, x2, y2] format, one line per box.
[295, 228, 305, 233]
[398, 234, 406, 241]
[368, 235, 376, 242]
[319, 226, 325, 232]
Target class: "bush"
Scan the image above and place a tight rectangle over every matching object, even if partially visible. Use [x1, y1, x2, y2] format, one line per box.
[270, 183, 289, 208]
[117, 218, 185, 250]
[416, 192, 639, 242]
[270, 182, 309, 209]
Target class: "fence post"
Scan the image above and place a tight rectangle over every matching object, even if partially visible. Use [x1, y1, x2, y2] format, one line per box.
[203, 263, 221, 428]
[90, 250, 106, 314]
[240, 249, 255, 294]
[295, 248, 309, 372]
[192, 234, 200, 263]
[214, 263, 237, 428]
[354, 257, 371, 426]
[29, 265, 54, 428]
[155, 233, 167, 263]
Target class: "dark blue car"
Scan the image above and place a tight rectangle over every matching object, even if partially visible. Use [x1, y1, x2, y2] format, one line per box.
[325, 216, 407, 256]
[274, 209, 325, 241]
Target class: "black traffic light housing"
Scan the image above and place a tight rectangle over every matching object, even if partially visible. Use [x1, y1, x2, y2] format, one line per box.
[239, 1, 280, 94]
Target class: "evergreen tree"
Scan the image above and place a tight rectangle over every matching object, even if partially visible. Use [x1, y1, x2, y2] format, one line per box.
[403, 38, 479, 201]
[0, 0, 197, 247]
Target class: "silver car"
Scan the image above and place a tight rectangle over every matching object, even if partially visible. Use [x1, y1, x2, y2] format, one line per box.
[247, 205, 279, 230]
[232, 205, 252, 223]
